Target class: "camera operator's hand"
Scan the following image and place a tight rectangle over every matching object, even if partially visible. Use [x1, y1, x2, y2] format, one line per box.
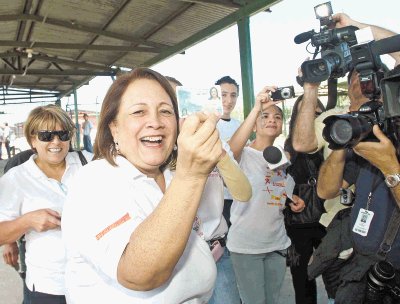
[297, 63, 321, 88]
[332, 13, 363, 29]
[353, 125, 399, 175]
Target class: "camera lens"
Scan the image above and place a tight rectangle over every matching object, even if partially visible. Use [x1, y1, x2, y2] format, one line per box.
[365, 261, 397, 303]
[281, 88, 290, 98]
[330, 119, 353, 144]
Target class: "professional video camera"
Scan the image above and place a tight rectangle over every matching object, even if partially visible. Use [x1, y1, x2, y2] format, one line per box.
[322, 33, 400, 152]
[294, 2, 358, 83]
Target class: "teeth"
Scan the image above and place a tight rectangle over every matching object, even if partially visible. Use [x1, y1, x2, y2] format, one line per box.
[142, 136, 162, 142]
[49, 148, 61, 152]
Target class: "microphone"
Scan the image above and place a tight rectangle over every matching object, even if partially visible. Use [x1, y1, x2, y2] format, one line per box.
[263, 145, 290, 170]
[371, 34, 400, 56]
[294, 30, 315, 44]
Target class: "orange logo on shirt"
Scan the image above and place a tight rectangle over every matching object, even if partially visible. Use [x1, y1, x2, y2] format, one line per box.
[96, 213, 131, 240]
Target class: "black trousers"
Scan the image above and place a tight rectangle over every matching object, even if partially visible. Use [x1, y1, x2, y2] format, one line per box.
[286, 224, 327, 304]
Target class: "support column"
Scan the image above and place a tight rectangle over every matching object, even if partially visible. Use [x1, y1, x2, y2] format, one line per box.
[73, 88, 80, 150]
[237, 16, 255, 119]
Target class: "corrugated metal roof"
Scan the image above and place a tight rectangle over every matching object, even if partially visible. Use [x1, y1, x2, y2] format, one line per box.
[0, 0, 281, 103]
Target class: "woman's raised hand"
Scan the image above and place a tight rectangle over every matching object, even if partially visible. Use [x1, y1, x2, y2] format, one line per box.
[176, 112, 222, 180]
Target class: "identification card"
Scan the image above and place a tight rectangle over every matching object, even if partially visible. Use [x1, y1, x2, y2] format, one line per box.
[352, 208, 374, 236]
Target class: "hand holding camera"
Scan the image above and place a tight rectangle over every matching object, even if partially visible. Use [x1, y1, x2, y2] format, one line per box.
[270, 86, 295, 101]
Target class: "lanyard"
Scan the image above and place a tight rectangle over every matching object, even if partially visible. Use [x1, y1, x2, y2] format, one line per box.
[365, 167, 384, 211]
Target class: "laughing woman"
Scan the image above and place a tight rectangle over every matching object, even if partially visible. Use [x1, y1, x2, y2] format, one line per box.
[0, 105, 91, 304]
[61, 68, 223, 303]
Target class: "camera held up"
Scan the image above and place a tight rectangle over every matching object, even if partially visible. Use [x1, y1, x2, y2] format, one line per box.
[270, 86, 295, 101]
[322, 34, 400, 151]
[294, 2, 358, 83]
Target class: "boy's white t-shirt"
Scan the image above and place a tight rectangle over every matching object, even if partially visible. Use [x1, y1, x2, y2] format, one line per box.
[227, 146, 291, 254]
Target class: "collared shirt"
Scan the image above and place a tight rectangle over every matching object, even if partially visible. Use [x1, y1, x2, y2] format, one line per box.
[62, 156, 216, 303]
[0, 151, 90, 295]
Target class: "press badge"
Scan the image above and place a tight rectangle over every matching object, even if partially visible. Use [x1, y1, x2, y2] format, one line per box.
[352, 208, 374, 236]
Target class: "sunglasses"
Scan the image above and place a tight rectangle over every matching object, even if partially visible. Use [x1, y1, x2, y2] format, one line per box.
[37, 130, 71, 142]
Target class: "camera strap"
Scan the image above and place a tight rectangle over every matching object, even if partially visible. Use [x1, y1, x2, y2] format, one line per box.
[353, 167, 383, 237]
[377, 206, 400, 260]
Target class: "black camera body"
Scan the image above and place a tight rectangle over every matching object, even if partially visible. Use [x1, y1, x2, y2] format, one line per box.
[322, 37, 400, 150]
[271, 86, 295, 101]
[322, 101, 385, 149]
[295, 1, 358, 83]
[365, 261, 400, 303]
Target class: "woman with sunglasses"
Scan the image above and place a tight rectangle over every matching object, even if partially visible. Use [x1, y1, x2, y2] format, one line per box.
[0, 104, 92, 304]
[61, 68, 222, 303]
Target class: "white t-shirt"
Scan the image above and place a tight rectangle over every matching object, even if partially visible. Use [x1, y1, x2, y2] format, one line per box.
[0, 151, 90, 295]
[82, 120, 93, 136]
[227, 146, 291, 254]
[217, 118, 241, 200]
[216, 118, 241, 142]
[62, 156, 216, 304]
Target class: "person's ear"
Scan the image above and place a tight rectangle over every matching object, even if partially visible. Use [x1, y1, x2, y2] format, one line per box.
[109, 121, 118, 140]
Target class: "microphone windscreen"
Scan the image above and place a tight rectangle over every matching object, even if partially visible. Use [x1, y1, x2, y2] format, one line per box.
[294, 30, 314, 44]
[263, 146, 282, 164]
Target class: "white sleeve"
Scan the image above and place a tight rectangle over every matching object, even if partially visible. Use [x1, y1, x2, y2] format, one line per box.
[0, 172, 22, 221]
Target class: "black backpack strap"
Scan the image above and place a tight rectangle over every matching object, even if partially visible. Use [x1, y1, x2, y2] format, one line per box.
[76, 150, 88, 166]
[377, 206, 400, 260]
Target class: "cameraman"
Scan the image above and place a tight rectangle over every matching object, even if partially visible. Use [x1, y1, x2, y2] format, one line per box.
[293, 13, 400, 225]
[293, 13, 400, 158]
[292, 13, 400, 303]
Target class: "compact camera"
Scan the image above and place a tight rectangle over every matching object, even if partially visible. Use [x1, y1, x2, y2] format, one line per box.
[270, 86, 295, 101]
[365, 261, 400, 303]
[339, 188, 355, 206]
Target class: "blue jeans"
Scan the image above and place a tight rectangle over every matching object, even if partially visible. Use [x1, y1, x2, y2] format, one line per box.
[25, 284, 66, 304]
[83, 135, 93, 153]
[209, 247, 241, 304]
[230, 250, 287, 304]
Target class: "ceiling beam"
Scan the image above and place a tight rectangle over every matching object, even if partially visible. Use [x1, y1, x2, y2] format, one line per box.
[0, 69, 116, 76]
[0, 14, 167, 49]
[0, 40, 162, 52]
[144, 0, 282, 67]
[9, 81, 75, 86]
[180, 0, 242, 8]
[1, 58, 18, 70]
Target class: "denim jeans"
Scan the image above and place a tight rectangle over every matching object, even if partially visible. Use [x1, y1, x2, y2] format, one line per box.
[83, 135, 93, 153]
[24, 284, 66, 304]
[209, 247, 241, 304]
[230, 250, 287, 304]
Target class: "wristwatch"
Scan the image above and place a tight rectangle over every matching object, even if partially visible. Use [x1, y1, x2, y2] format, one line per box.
[384, 173, 400, 188]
